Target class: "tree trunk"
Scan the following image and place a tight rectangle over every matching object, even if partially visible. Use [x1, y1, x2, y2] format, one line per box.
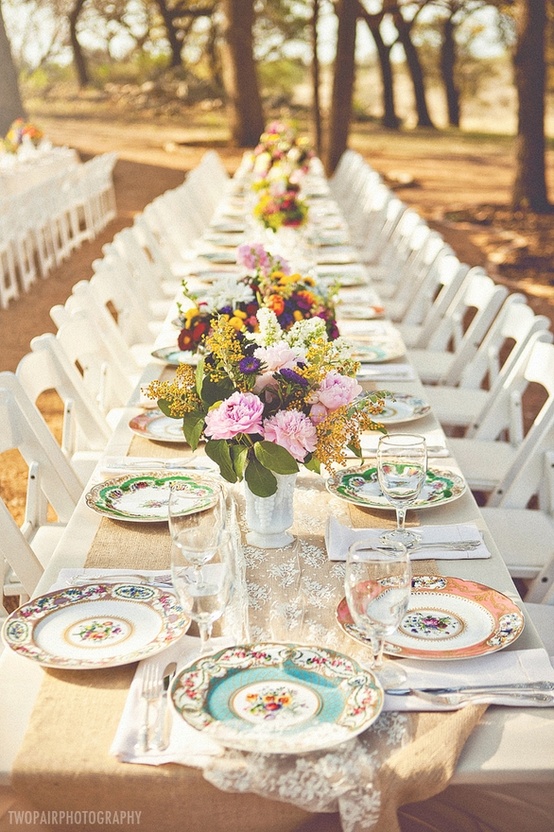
[393, 12, 435, 128]
[0, 1, 26, 133]
[69, 0, 89, 88]
[441, 15, 460, 127]
[311, 0, 323, 156]
[220, 0, 264, 147]
[325, 0, 358, 174]
[154, 0, 182, 68]
[512, 0, 550, 211]
[358, 6, 399, 129]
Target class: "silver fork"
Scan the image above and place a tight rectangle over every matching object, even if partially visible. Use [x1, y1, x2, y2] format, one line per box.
[408, 540, 482, 552]
[138, 663, 163, 753]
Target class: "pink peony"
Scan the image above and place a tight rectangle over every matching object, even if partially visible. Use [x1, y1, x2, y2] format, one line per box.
[314, 372, 362, 412]
[309, 402, 328, 425]
[263, 410, 317, 461]
[204, 391, 264, 440]
[252, 345, 301, 395]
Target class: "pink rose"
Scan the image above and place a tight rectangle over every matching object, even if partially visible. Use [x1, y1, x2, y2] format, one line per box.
[204, 391, 264, 440]
[314, 372, 362, 412]
[263, 410, 317, 461]
[309, 402, 328, 425]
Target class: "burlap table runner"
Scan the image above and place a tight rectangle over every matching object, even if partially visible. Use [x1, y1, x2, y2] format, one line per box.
[12, 445, 486, 832]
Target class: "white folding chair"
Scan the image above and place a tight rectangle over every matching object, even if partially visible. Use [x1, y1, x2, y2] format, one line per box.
[423, 304, 552, 430]
[16, 334, 112, 484]
[109, 228, 179, 318]
[408, 270, 509, 385]
[447, 337, 554, 495]
[0, 218, 20, 309]
[0, 372, 83, 608]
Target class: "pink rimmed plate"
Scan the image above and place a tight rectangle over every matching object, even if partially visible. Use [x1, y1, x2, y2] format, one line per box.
[337, 575, 525, 660]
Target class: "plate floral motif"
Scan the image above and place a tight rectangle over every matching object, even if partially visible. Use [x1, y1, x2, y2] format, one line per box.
[170, 643, 384, 753]
[1, 583, 190, 668]
[128, 410, 190, 443]
[85, 472, 216, 522]
[337, 575, 525, 660]
[326, 466, 466, 510]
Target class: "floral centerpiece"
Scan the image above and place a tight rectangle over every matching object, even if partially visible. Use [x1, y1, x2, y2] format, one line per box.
[253, 177, 308, 231]
[147, 311, 385, 498]
[252, 120, 314, 180]
[3, 118, 43, 153]
[176, 244, 339, 353]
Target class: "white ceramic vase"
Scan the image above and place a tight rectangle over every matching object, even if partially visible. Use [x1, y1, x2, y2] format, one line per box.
[244, 473, 297, 549]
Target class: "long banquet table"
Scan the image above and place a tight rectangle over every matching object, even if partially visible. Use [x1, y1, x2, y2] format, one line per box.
[1, 162, 553, 832]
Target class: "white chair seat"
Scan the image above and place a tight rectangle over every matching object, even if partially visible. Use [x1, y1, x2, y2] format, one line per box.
[423, 387, 488, 429]
[480, 507, 554, 579]
[447, 438, 516, 490]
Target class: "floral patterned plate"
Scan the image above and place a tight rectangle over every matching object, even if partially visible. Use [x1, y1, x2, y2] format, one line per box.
[337, 575, 525, 660]
[170, 643, 384, 754]
[361, 393, 431, 425]
[1, 583, 190, 669]
[351, 340, 405, 364]
[326, 466, 466, 510]
[85, 472, 216, 522]
[128, 410, 189, 444]
[151, 347, 199, 367]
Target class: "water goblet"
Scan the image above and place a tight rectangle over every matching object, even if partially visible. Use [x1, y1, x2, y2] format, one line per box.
[168, 479, 225, 578]
[344, 540, 411, 688]
[377, 434, 427, 546]
[171, 533, 233, 655]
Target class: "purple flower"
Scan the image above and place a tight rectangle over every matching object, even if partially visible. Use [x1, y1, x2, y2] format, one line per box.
[204, 391, 264, 440]
[279, 368, 308, 387]
[263, 410, 317, 461]
[239, 356, 263, 375]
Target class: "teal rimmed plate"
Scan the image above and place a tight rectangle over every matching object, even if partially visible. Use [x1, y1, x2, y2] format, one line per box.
[326, 466, 466, 510]
[1, 583, 190, 669]
[170, 643, 384, 754]
[151, 347, 199, 367]
[85, 472, 216, 522]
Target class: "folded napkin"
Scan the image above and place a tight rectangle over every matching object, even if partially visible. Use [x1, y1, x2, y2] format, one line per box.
[384, 647, 554, 712]
[111, 635, 231, 767]
[325, 516, 491, 561]
[357, 364, 416, 382]
[344, 428, 450, 459]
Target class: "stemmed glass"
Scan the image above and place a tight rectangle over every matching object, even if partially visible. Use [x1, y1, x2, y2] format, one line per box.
[377, 434, 427, 546]
[168, 480, 226, 578]
[344, 540, 411, 688]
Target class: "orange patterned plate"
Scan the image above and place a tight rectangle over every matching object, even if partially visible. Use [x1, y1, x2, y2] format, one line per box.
[337, 575, 525, 660]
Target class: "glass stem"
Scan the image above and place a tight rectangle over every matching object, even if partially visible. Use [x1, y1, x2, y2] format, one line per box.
[198, 621, 213, 655]
[396, 507, 407, 533]
[372, 636, 386, 670]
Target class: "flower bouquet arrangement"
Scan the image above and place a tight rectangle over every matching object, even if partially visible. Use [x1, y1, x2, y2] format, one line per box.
[252, 121, 314, 180]
[253, 177, 308, 231]
[147, 311, 385, 497]
[3, 118, 44, 153]
[176, 244, 339, 353]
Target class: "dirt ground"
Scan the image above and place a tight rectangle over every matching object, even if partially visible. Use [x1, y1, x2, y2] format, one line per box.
[1, 113, 553, 528]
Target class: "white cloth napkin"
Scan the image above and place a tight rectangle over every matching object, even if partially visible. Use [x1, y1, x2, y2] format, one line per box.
[344, 428, 450, 459]
[384, 647, 554, 712]
[325, 516, 491, 561]
[110, 635, 230, 767]
[357, 363, 416, 381]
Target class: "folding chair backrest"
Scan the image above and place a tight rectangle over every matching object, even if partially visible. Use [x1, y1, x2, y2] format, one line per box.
[0, 497, 43, 612]
[410, 254, 471, 344]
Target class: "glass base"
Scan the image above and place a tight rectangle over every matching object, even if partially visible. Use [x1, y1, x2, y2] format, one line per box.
[372, 659, 408, 690]
[380, 528, 421, 546]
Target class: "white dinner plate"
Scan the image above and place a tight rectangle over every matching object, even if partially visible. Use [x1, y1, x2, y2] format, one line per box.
[361, 393, 431, 425]
[337, 575, 525, 660]
[2, 583, 190, 669]
[128, 410, 189, 443]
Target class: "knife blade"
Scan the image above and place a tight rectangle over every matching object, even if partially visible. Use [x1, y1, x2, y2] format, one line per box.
[153, 662, 177, 752]
[386, 681, 554, 707]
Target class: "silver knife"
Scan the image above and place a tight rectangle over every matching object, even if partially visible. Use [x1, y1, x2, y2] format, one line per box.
[386, 681, 554, 707]
[153, 662, 177, 751]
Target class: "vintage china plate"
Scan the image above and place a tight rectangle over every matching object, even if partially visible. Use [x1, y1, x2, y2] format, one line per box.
[128, 410, 189, 444]
[315, 248, 358, 266]
[151, 347, 199, 367]
[170, 643, 384, 754]
[85, 472, 216, 522]
[351, 340, 405, 364]
[339, 304, 386, 320]
[337, 575, 525, 660]
[362, 393, 431, 425]
[1, 583, 190, 669]
[326, 466, 466, 510]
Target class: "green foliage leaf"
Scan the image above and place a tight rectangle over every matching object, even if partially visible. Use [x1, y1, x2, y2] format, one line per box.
[231, 445, 249, 480]
[254, 440, 299, 474]
[201, 376, 235, 406]
[347, 441, 362, 459]
[157, 399, 175, 418]
[205, 440, 238, 483]
[182, 411, 204, 450]
[244, 456, 277, 497]
[303, 455, 321, 474]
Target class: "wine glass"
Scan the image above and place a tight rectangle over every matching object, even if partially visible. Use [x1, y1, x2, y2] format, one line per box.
[344, 540, 411, 688]
[168, 479, 225, 577]
[171, 532, 233, 655]
[377, 434, 427, 546]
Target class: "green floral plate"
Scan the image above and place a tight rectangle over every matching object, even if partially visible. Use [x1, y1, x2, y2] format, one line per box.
[326, 466, 466, 510]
